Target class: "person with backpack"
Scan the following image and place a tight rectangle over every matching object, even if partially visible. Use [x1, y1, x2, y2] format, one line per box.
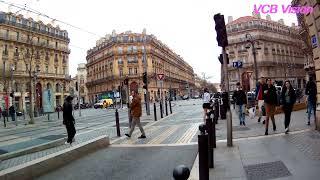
[305, 77, 317, 126]
[232, 82, 247, 126]
[281, 80, 296, 134]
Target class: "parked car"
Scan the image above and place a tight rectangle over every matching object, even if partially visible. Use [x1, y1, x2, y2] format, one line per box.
[182, 95, 189, 100]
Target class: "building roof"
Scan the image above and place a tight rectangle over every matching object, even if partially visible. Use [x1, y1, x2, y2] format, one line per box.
[227, 16, 291, 28]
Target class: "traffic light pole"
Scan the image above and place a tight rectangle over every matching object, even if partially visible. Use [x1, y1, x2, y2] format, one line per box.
[223, 47, 233, 147]
[143, 34, 150, 115]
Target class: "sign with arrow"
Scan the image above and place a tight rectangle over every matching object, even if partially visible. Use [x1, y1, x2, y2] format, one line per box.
[232, 60, 243, 68]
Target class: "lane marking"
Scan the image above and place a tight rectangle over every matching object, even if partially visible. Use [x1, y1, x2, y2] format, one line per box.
[176, 124, 199, 144]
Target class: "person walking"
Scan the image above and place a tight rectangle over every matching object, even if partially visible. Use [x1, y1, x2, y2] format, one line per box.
[264, 78, 278, 135]
[9, 105, 15, 121]
[305, 77, 317, 126]
[125, 91, 146, 138]
[281, 80, 296, 134]
[202, 88, 211, 123]
[63, 96, 76, 145]
[255, 77, 267, 124]
[232, 82, 247, 126]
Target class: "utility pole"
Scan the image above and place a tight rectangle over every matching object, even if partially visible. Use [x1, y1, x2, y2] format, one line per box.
[143, 30, 150, 115]
[214, 13, 233, 147]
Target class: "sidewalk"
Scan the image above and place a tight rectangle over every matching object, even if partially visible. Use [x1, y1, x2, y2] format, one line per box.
[189, 129, 320, 180]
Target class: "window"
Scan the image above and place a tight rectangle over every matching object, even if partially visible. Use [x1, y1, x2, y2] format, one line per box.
[14, 47, 18, 56]
[133, 46, 137, 53]
[14, 62, 17, 71]
[127, 46, 132, 53]
[55, 54, 58, 62]
[47, 39, 49, 46]
[134, 68, 138, 74]
[118, 47, 123, 54]
[16, 32, 19, 41]
[118, 58, 123, 64]
[63, 68, 65, 75]
[46, 66, 48, 73]
[129, 68, 133, 75]
[37, 37, 40, 44]
[3, 44, 8, 55]
[119, 69, 123, 77]
[55, 67, 58, 74]
[55, 42, 58, 48]
[36, 51, 40, 59]
[45, 52, 49, 60]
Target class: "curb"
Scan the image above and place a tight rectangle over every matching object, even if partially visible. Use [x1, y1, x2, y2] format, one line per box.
[0, 135, 110, 180]
[0, 138, 66, 161]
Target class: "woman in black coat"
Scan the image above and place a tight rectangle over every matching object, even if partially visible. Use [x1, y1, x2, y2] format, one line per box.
[281, 81, 296, 134]
[63, 96, 76, 144]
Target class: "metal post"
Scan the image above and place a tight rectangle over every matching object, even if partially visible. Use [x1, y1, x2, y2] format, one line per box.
[252, 45, 258, 85]
[48, 113, 50, 121]
[169, 100, 172, 114]
[143, 32, 150, 115]
[160, 101, 163, 118]
[115, 108, 120, 137]
[198, 124, 209, 180]
[223, 47, 233, 147]
[153, 103, 157, 121]
[206, 115, 214, 168]
[165, 100, 168, 116]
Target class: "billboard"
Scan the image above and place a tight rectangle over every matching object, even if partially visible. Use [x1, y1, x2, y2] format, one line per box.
[42, 89, 55, 113]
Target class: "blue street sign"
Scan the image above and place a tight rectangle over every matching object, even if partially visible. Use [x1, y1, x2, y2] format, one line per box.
[311, 35, 317, 48]
[233, 60, 243, 68]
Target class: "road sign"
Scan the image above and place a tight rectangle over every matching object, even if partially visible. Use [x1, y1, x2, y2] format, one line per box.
[311, 35, 318, 48]
[232, 60, 243, 68]
[157, 74, 165, 81]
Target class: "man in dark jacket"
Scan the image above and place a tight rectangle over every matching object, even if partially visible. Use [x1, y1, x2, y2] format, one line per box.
[63, 96, 76, 145]
[9, 105, 15, 121]
[305, 77, 317, 126]
[264, 78, 278, 135]
[232, 82, 247, 126]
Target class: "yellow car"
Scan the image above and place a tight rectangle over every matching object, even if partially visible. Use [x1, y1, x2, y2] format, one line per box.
[94, 99, 113, 109]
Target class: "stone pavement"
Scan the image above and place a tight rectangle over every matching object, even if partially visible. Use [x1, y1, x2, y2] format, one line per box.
[189, 130, 320, 180]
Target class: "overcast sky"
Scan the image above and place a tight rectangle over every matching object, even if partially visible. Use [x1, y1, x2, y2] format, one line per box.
[2, 0, 297, 83]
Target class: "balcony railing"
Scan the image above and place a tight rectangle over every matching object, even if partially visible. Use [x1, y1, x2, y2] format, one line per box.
[304, 62, 315, 69]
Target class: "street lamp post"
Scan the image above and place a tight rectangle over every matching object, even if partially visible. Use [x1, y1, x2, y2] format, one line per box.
[245, 34, 259, 86]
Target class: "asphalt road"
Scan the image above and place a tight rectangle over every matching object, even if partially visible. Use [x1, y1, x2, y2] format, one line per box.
[37, 145, 198, 180]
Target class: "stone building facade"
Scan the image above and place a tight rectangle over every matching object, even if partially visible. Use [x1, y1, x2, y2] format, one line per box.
[0, 12, 70, 114]
[71, 63, 89, 104]
[226, 13, 306, 92]
[86, 30, 195, 103]
[292, 0, 320, 130]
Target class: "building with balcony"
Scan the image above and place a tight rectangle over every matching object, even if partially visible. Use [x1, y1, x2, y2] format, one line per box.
[226, 13, 306, 92]
[70, 63, 89, 104]
[292, 0, 320, 130]
[0, 11, 70, 114]
[86, 30, 195, 103]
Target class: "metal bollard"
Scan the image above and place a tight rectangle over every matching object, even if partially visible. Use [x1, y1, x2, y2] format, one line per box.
[153, 103, 157, 121]
[206, 114, 214, 168]
[165, 100, 168, 116]
[198, 124, 209, 180]
[213, 112, 217, 148]
[173, 165, 190, 180]
[169, 100, 172, 114]
[160, 101, 163, 118]
[115, 109, 121, 137]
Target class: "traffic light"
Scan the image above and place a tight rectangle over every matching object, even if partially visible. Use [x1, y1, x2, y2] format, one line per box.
[143, 72, 147, 84]
[75, 82, 78, 91]
[214, 13, 228, 47]
[218, 54, 229, 64]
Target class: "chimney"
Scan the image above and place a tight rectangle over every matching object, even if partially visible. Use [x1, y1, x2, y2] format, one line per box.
[266, 14, 271, 21]
[228, 16, 233, 23]
[278, 19, 284, 25]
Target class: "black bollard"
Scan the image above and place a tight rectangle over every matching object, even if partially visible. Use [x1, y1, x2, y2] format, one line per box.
[115, 109, 121, 137]
[198, 124, 209, 180]
[165, 100, 168, 116]
[160, 101, 163, 118]
[206, 113, 214, 168]
[153, 103, 157, 121]
[169, 100, 172, 114]
[213, 113, 217, 148]
[173, 165, 190, 180]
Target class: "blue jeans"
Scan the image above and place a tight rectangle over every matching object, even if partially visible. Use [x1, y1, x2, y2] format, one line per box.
[237, 105, 245, 123]
[307, 101, 316, 121]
